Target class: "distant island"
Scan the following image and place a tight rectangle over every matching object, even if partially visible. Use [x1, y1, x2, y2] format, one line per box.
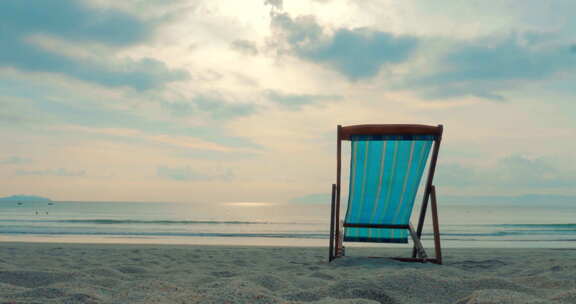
[0, 195, 52, 202]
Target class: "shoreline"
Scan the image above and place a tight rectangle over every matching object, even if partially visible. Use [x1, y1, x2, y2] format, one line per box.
[3, 240, 576, 249]
[1, 242, 575, 303]
[2, 234, 574, 249]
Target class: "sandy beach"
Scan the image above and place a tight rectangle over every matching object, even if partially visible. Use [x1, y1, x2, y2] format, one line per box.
[0, 243, 575, 304]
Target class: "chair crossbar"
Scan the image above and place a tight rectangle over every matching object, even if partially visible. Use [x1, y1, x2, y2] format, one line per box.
[343, 223, 410, 229]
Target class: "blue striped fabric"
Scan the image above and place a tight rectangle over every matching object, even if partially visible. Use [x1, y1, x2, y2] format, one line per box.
[343, 135, 433, 243]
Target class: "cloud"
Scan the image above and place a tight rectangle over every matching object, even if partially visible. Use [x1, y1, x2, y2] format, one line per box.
[0, 156, 32, 165]
[0, 0, 150, 45]
[46, 101, 260, 150]
[156, 165, 234, 181]
[438, 154, 576, 191]
[269, 11, 576, 99]
[495, 154, 575, 188]
[0, 0, 188, 90]
[163, 95, 257, 120]
[436, 163, 477, 187]
[0, 74, 261, 150]
[231, 40, 259, 56]
[406, 33, 576, 100]
[265, 90, 342, 110]
[264, 0, 283, 10]
[194, 97, 257, 120]
[16, 168, 86, 177]
[270, 12, 418, 80]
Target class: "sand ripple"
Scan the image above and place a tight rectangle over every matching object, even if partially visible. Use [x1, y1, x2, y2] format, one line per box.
[0, 244, 574, 303]
[0, 271, 74, 288]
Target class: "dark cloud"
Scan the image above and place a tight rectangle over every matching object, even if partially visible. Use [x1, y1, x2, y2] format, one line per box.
[270, 12, 418, 80]
[406, 33, 576, 100]
[0, 0, 188, 90]
[16, 168, 86, 177]
[270, 12, 576, 99]
[0, 0, 150, 45]
[231, 40, 259, 56]
[156, 165, 234, 181]
[264, 0, 283, 10]
[265, 90, 342, 110]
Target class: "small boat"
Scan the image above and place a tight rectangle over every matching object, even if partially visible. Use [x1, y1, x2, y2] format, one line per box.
[17, 202, 23, 205]
[48, 202, 54, 205]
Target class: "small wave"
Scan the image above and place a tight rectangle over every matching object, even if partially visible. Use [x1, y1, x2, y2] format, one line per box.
[60, 219, 272, 225]
[440, 238, 576, 242]
[423, 230, 576, 237]
[493, 224, 576, 228]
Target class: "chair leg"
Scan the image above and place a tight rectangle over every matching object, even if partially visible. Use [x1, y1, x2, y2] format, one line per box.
[329, 184, 336, 262]
[413, 188, 431, 258]
[430, 185, 442, 264]
[408, 224, 427, 260]
[336, 220, 345, 257]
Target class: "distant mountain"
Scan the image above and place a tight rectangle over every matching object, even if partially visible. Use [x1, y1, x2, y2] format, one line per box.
[441, 194, 575, 206]
[0, 195, 52, 202]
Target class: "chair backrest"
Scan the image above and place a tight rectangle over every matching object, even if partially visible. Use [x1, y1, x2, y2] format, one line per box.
[335, 125, 443, 241]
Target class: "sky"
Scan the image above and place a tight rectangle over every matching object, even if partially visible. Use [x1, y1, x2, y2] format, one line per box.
[1, 0, 575, 204]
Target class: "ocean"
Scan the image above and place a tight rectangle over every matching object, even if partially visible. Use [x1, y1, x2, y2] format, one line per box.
[0, 200, 574, 248]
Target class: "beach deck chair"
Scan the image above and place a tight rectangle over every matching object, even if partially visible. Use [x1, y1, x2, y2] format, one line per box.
[329, 124, 443, 264]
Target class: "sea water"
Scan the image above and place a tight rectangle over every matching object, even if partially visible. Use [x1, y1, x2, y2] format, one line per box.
[0, 200, 574, 248]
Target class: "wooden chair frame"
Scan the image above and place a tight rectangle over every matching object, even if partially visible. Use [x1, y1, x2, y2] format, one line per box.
[328, 124, 443, 264]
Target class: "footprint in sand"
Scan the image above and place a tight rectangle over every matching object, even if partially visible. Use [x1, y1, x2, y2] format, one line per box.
[210, 271, 237, 278]
[116, 266, 148, 274]
[451, 259, 507, 270]
[309, 271, 335, 280]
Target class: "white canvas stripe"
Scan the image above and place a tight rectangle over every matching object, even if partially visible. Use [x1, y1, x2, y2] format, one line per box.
[406, 141, 431, 219]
